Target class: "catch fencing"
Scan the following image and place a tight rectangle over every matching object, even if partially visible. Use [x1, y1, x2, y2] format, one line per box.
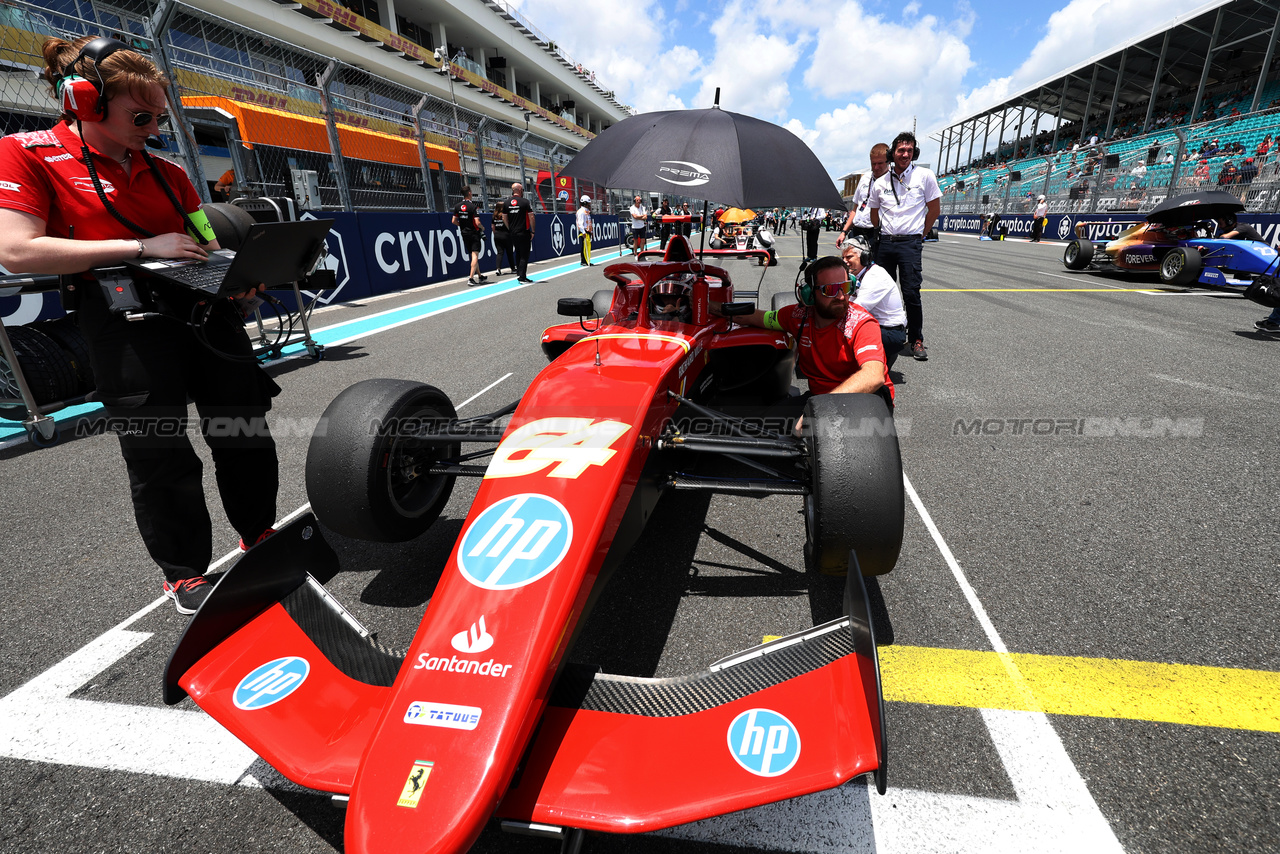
[0, 0, 635, 213]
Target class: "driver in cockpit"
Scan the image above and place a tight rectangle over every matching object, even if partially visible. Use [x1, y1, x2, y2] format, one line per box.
[649, 277, 693, 323]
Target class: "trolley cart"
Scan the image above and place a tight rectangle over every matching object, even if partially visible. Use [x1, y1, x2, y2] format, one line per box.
[0, 274, 88, 447]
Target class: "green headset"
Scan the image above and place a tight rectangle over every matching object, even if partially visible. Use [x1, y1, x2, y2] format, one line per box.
[796, 256, 854, 306]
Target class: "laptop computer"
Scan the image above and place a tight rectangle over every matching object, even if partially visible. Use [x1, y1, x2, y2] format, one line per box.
[121, 219, 334, 297]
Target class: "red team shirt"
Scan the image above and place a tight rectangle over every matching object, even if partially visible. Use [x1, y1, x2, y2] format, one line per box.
[771, 302, 894, 400]
[0, 121, 201, 240]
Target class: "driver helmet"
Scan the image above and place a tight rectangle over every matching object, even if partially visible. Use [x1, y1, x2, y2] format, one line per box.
[649, 277, 692, 322]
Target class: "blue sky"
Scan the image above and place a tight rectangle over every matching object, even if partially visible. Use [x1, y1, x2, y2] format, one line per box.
[514, 0, 1209, 178]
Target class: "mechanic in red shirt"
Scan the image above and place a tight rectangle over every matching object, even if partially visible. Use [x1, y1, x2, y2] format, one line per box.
[712, 255, 894, 418]
[0, 36, 279, 615]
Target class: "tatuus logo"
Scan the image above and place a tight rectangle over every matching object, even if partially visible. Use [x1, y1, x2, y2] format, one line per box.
[656, 160, 711, 187]
[451, 616, 494, 653]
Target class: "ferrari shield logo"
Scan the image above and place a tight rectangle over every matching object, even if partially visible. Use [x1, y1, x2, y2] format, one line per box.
[397, 759, 434, 808]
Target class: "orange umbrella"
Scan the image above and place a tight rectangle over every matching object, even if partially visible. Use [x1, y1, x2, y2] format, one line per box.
[718, 207, 756, 223]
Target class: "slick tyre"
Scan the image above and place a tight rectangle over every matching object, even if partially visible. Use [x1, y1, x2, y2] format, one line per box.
[803, 393, 904, 576]
[1159, 247, 1202, 286]
[1063, 238, 1094, 269]
[306, 379, 459, 542]
[34, 316, 94, 393]
[0, 325, 79, 420]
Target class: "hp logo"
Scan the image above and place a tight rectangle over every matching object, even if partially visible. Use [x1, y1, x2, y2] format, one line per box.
[234, 656, 309, 710]
[457, 494, 572, 589]
[727, 708, 801, 777]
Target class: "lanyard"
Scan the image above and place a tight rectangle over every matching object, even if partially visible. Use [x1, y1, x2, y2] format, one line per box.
[889, 165, 910, 206]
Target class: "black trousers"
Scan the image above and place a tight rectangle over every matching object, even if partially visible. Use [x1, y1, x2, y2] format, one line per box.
[1030, 218, 1044, 242]
[511, 232, 532, 278]
[493, 231, 514, 272]
[78, 287, 279, 582]
[802, 223, 821, 260]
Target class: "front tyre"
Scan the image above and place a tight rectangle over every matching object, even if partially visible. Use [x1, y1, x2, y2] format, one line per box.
[1159, 247, 1202, 286]
[306, 379, 459, 542]
[1063, 238, 1094, 270]
[804, 393, 904, 576]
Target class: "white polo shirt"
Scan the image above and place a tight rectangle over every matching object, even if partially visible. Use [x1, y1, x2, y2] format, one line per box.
[848, 172, 877, 229]
[868, 163, 942, 236]
[629, 204, 647, 230]
[853, 263, 907, 328]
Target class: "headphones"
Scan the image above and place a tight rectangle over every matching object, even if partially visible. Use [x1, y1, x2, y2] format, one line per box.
[892, 130, 920, 162]
[844, 235, 872, 270]
[56, 37, 131, 123]
[796, 256, 853, 306]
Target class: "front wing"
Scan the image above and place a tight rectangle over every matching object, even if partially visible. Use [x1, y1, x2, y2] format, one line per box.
[164, 515, 886, 841]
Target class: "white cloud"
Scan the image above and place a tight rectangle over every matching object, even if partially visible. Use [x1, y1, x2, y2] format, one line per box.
[691, 0, 805, 119]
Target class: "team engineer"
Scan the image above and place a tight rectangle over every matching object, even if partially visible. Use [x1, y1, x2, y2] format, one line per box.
[837, 142, 890, 260]
[869, 130, 941, 362]
[842, 237, 907, 367]
[710, 255, 893, 416]
[451, 185, 486, 286]
[0, 36, 279, 615]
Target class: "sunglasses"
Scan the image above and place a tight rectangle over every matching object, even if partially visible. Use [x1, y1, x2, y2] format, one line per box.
[122, 108, 170, 128]
[814, 278, 853, 298]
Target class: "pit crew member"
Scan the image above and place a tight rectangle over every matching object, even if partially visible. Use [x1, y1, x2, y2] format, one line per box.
[842, 237, 907, 367]
[838, 142, 889, 260]
[451, 184, 486, 285]
[575, 195, 593, 266]
[502, 182, 534, 283]
[869, 130, 941, 362]
[1215, 213, 1264, 243]
[0, 36, 279, 615]
[711, 255, 893, 420]
[629, 195, 649, 255]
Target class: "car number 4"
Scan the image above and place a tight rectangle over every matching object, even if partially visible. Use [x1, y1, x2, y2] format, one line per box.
[486, 418, 632, 479]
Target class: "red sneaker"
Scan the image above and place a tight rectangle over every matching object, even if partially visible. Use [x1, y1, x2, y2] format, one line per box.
[163, 576, 212, 615]
[239, 527, 277, 553]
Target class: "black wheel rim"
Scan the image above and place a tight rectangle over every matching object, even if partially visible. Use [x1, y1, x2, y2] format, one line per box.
[383, 406, 453, 519]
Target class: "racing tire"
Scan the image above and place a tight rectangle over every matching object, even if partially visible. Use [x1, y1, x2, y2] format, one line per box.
[306, 379, 459, 542]
[803, 393, 904, 577]
[0, 325, 80, 421]
[591, 288, 614, 319]
[34, 316, 94, 393]
[1159, 247, 1202, 286]
[1063, 238, 1094, 270]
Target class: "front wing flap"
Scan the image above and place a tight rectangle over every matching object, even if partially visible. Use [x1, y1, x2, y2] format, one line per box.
[497, 563, 886, 833]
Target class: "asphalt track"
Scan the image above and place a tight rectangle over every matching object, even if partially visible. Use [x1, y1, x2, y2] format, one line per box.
[2, 229, 1278, 854]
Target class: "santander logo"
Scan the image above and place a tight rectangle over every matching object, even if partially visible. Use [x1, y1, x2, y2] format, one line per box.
[451, 616, 494, 654]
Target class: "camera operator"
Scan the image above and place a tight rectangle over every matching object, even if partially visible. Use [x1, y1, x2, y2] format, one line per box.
[0, 36, 280, 615]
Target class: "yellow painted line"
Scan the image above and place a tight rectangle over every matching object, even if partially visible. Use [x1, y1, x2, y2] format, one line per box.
[921, 288, 1151, 292]
[761, 639, 1280, 732]
[590, 333, 691, 353]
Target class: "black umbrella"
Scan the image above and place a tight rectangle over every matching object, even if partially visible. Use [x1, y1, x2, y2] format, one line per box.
[1145, 190, 1244, 225]
[559, 101, 844, 210]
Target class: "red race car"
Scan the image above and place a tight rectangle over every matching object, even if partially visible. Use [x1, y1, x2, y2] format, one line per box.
[164, 236, 901, 854]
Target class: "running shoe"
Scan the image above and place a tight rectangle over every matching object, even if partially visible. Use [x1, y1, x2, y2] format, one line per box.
[1254, 319, 1280, 333]
[912, 340, 928, 361]
[239, 527, 277, 552]
[164, 576, 212, 615]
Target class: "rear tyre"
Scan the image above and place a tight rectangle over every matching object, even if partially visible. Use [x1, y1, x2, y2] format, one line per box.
[306, 379, 459, 542]
[0, 325, 80, 420]
[1063, 238, 1094, 269]
[803, 393, 904, 576]
[1159, 247, 1202, 286]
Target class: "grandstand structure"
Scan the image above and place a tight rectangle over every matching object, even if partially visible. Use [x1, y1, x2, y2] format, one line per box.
[0, 0, 634, 213]
[928, 0, 1280, 220]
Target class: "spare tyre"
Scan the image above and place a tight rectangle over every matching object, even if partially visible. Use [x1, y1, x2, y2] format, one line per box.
[35, 315, 94, 393]
[201, 202, 256, 251]
[0, 325, 80, 420]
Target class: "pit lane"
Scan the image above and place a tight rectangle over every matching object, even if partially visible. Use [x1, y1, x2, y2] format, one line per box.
[1, 229, 1277, 854]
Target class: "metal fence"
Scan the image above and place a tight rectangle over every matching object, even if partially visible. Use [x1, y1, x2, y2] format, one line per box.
[0, 0, 641, 213]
